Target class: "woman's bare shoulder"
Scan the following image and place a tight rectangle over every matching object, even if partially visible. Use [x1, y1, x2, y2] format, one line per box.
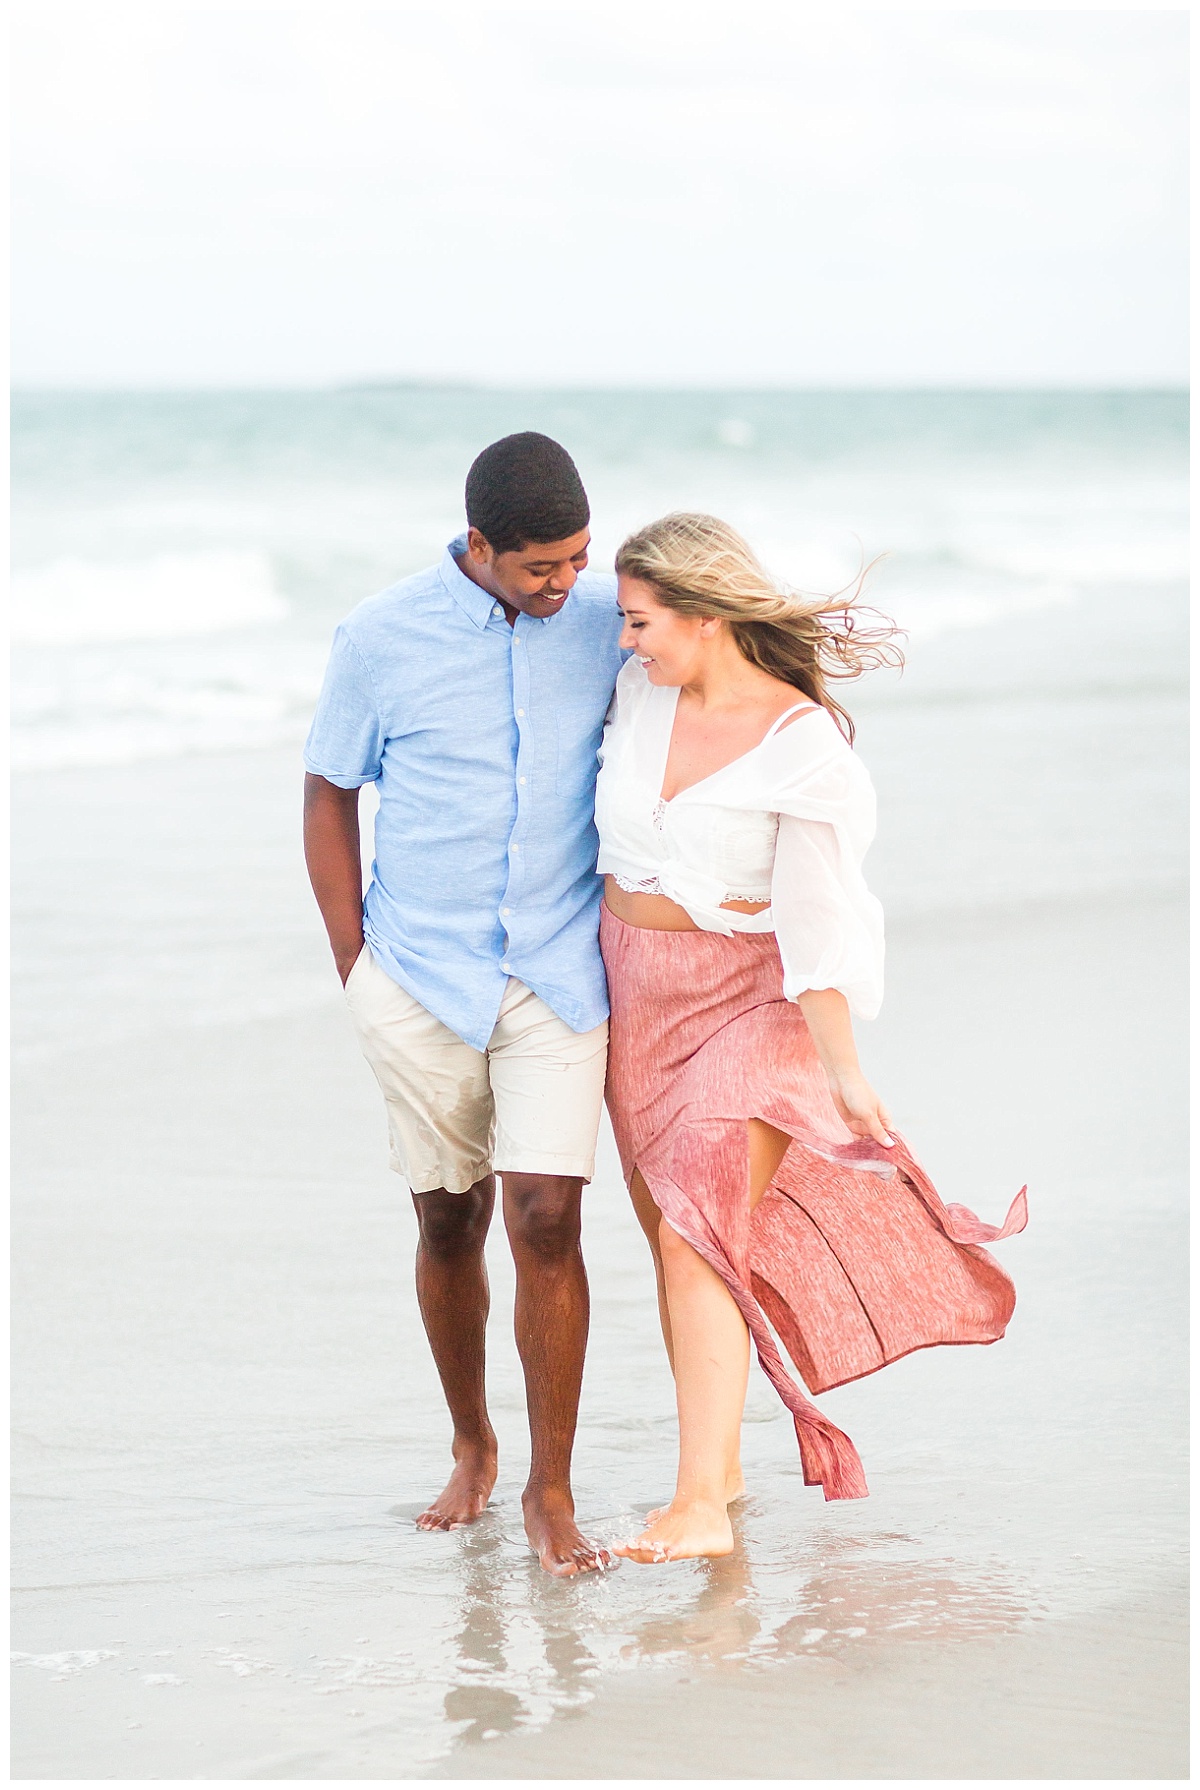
[762, 703, 855, 775]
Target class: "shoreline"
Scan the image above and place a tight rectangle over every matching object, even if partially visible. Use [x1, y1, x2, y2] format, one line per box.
[427, 1585, 1187, 1781]
[11, 562, 1188, 1779]
[12, 876, 1187, 1778]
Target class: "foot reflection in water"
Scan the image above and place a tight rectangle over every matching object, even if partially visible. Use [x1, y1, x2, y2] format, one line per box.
[442, 1681, 525, 1746]
[623, 1520, 760, 1667]
[435, 1508, 1037, 1756]
[441, 1525, 520, 1745]
[759, 1533, 1036, 1662]
[442, 1516, 602, 1745]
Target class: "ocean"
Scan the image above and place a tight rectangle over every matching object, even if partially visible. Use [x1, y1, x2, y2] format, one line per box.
[11, 388, 1188, 1776]
[12, 387, 1187, 770]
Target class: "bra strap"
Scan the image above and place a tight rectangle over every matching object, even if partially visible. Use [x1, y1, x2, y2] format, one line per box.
[764, 700, 819, 739]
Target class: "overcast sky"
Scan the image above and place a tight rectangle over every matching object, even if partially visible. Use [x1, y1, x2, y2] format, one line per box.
[11, 5, 1189, 388]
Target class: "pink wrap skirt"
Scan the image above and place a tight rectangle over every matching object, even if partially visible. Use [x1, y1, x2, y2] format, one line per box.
[600, 904, 1027, 1502]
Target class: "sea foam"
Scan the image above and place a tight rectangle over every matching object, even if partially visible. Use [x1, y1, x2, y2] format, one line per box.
[11, 551, 287, 645]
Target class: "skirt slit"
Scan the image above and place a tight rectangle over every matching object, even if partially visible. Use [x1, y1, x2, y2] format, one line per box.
[600, 902, 1026, 1504]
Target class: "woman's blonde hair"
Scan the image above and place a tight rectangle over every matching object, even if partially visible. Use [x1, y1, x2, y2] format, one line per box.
[615, 512, 903, 742]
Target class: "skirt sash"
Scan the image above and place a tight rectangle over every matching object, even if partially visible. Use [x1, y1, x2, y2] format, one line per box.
[600, 905, 1026, 1502]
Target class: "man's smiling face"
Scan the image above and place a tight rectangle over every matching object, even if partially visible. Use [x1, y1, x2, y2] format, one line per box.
[463, 525, 592, 620]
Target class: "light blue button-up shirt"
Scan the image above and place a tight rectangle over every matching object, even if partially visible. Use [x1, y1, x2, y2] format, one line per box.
[304, 536, 625, 1049]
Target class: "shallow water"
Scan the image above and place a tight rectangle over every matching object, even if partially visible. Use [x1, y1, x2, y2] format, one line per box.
[10, 390, 1188, 1775]
[12, 739, 1186, 1775]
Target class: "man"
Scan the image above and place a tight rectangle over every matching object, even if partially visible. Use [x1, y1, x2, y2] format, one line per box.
[303, 432, 624, 1576]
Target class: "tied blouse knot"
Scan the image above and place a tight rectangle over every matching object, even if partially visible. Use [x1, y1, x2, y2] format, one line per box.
[594, 658, 885, 1019]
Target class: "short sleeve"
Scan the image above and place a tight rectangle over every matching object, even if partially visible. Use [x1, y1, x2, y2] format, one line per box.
[303, 625, 386, 788]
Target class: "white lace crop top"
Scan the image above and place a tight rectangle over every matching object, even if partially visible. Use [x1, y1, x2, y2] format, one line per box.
[595, 658, 885, 1018]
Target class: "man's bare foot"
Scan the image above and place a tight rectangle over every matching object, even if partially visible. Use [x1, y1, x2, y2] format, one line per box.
[522, 1486, 612, 1577]
[648, 1467, 744, 1523]
[416, 1439, 498, 1531]
[615, 1496, 734, 1563]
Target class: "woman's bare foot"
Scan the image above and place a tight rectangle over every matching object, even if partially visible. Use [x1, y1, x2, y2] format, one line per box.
[647, 1467, 744, 1523]
[416, 1438, 498, 1531]
[615, 1496, 734, 1562]
[522, 1486, 612, 1577]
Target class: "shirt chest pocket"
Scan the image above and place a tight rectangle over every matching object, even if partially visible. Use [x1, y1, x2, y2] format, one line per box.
[524, 647, 609, 797]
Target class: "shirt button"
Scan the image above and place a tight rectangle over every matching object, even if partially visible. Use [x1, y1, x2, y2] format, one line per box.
[518, 776, 527, 786]
[513, 633, 520, 643]
[511, 842, 519, 853]
[516, 707, 525, 717]
[502, 907, 512, 917]
[492, 605, 503, 618]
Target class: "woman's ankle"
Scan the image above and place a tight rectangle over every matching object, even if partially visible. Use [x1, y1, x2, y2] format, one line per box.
[671, 1485, 728, 1512]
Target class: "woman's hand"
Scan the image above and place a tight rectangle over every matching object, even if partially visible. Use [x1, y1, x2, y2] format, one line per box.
[794, 988, 895, 1147]
[825, 1068, 894, 1148]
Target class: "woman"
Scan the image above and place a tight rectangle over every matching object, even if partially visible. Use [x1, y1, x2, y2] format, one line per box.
[595, 513, 1026, 1563]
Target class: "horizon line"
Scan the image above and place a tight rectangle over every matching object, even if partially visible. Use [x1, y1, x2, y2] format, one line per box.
[10, 379, 1190, 398]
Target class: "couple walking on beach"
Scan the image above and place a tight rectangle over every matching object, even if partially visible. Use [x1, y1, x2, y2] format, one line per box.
[303, 432, 1025, 1577]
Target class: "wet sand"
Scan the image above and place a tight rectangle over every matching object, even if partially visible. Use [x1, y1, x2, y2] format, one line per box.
[432, 1587, 1187, 1779]
[11, 590, 1188, 1778]
[11, 878, 1186, 1775]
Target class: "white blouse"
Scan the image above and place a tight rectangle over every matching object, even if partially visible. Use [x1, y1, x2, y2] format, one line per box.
[595, 658, 885, 1018]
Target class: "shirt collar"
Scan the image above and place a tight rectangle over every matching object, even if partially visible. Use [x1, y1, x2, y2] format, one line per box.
[439, 533, 555, 628]
[440, 535, 503, 630]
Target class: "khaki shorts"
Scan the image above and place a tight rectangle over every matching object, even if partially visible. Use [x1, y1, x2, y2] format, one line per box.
[344, 946, 609, 1194]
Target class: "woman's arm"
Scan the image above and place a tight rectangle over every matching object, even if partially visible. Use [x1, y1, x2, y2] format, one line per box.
[768, 800, 891, 1146]
[796, 987, 894, 1148]
[303, 773, 365, 984]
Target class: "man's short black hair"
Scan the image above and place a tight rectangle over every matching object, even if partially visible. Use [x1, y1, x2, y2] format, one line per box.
[465, 432, 590, 554]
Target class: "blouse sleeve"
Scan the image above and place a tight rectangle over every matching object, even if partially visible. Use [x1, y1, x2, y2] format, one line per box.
[597, 655, 646, 765]
[767, 730, 885, 1018]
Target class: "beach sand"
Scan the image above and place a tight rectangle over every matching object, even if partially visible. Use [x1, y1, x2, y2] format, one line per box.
[430, 1589, 1187, 1780]
[11, 586, 1188, 1778]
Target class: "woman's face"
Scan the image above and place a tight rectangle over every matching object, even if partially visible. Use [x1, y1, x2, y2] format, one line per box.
[617, 576, 713, 685]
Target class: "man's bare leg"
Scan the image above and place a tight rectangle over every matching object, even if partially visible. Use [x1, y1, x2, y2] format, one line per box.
[411, 1177, 499, 1530]
[501, 1172, 611, 1577]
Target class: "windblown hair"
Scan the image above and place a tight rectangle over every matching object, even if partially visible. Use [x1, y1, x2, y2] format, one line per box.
[465, 432, 590, 554]
[614, 512, 904, 742]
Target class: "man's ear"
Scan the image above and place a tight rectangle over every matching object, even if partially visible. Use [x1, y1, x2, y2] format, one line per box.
[466, 527, 493, 563]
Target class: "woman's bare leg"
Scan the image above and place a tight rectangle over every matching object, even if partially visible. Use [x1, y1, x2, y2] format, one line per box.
[629, 1168, 674, 1371]
[630, 1162, 750, 1508]
[746, 1118, 793, 1212]
[617, 1120, 792, 1562]
[614, 1224, 748, 1560]
[726, 1120, 792, 1501]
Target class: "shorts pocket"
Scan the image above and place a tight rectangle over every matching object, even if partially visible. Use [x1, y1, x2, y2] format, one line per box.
[344, 944, 370, 998]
